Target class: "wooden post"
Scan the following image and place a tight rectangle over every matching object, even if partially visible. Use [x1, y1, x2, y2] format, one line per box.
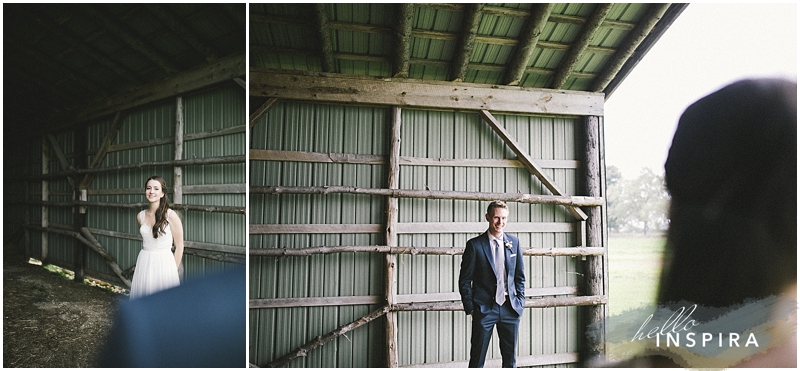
[73, 126, 88, 283]
[580, 115, 605, 362]
[174, 96, 184, 205]
[23, 180, 31, 260]
[174, 96, 185, 281]
[384, 107, 401, 367]
[41, 137, 49, 263]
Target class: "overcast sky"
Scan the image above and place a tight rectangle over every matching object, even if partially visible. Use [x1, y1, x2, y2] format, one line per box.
[604, 3, 797, 178]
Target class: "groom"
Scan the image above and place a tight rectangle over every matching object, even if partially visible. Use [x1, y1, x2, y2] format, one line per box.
[459, 201, 526, 368]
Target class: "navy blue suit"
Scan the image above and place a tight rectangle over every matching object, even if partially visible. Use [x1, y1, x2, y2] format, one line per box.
[459, 232, 525, 367]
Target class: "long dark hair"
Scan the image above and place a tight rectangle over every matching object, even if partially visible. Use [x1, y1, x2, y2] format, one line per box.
[145, 175, 170, 238]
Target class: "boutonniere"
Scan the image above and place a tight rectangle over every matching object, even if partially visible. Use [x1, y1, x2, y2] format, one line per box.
[504, 240, 513, 249]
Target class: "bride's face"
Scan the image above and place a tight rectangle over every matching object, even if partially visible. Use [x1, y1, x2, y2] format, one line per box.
[145, 179, 164, 203]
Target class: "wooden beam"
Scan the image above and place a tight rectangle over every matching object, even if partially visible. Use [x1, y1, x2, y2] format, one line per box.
[408, 352, 579, 368]
[265, 305, 391, 368]
[144, 4, 219, 62]
[250, 70, 604, 116]
[250, 148, 580, 169]
[550, 4, 613, 89]
[249, 223, 382, 235]
[249, 245, 605, 257]
[249, 98, 279, 128]
[80, 110, 128, 190]
[250, 295, 383, 309]
[79, 227, 132, 287]
[45, 134, 73, 171]
[449, 4, 485, 82]
[313, 4, 335, 72]
[69, 53, 244, 128]
[504, 3, 555, 86]
[250, 222, 574, 235]
[30, 155, 244, 181]
[602, 4, 688, 99]
[41, 139, 50, 263]
[393, 4, 414, 78]
[184, 125, 246, 141]
[479, 110, 588, 220]
[81, 4, 179, 74]
[19, 8, 142, 86]
[393, 295, 606, 311]
[590, 3, 671, 93]
[251, 185, 603, 207]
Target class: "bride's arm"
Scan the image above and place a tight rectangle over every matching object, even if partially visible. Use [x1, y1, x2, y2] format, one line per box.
[169, 210, 184, 268]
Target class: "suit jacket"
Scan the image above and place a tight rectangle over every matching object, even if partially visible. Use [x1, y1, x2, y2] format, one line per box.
[98, 267, 245, 368]
[459, 232, 525, 316]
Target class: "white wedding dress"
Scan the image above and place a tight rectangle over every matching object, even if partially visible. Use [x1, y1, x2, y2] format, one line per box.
[129, 209, 181, 299]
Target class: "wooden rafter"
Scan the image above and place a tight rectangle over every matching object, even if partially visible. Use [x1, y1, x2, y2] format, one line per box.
[392, 3, 414, 78]
[478, 110, 588, 220]
[80, 4, 180, 74]
[70, 53, 245, 128]
[590, 3, 671, 92]
[144, 4, 219, 62]
[550, 3, 613, 89]
[449, 3, 485, 82]
[19, 7, 143, 86]
[504, 3, 555, 86]
[313, 3, 335, 72]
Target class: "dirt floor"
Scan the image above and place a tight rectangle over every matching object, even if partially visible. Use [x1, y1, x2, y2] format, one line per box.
[3, 242, 123, 368]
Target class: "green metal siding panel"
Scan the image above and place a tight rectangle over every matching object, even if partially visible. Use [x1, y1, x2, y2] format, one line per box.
[395, 109, 581, 366]
[250, 101, 388, 367]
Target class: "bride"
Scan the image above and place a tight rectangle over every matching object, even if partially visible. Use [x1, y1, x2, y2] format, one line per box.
[129, 175, 184, 299]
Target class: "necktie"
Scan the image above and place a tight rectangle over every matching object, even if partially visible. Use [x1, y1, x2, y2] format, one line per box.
[494, 239, 506, 305]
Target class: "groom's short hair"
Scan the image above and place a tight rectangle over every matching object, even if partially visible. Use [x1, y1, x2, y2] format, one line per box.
[486, 200, 508, 215]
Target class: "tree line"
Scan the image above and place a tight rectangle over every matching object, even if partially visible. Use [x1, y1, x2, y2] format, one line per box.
[606, 166, 670, 235]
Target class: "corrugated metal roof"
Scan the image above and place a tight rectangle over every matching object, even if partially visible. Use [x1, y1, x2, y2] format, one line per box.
[250, 3, 686, 96]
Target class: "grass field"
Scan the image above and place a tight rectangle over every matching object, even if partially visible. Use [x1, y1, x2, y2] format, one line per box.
[606, 235, 666, 361]
[607, 235, 666, 316]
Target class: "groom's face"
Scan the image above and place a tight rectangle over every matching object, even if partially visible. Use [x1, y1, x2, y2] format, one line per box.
[485, 207, 509, 237]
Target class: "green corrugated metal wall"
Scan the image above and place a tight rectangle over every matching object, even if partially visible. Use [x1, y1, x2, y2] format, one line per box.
[12, 82, 245, 288]
[250, 102, 387, 367]
[250, 101, 583, 367]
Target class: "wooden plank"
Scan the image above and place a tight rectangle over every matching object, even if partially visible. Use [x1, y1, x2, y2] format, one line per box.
[393, 222, 574, 234]
[32, 155, 244, 180]
[249, 98, 279, 128]
[249, 245, 604, 257]
[250, 70, 604, 116]
[249, 295, 383, 309]
[250, 148, 580, 169]
[80, 111, 128, 190]
[249, 223, 383, 234]
[249, 222, 571, 235]
[86, 136, 174, 155]
[181, 184, 247, 194]
[393, 295, 606, 311]
[83, 227, 245, 255]
[479, 109, 588, 220]
[406, 352, 578, 368]
[395, 286, 579, 304]
[252, 185, 603, 207]
[249, 149, 384, 164]
[184, 124, 246, 141]
[71, 54, 245, 126]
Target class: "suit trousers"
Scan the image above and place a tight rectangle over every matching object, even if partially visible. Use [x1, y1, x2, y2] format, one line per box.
[469, 299, 520, 368]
